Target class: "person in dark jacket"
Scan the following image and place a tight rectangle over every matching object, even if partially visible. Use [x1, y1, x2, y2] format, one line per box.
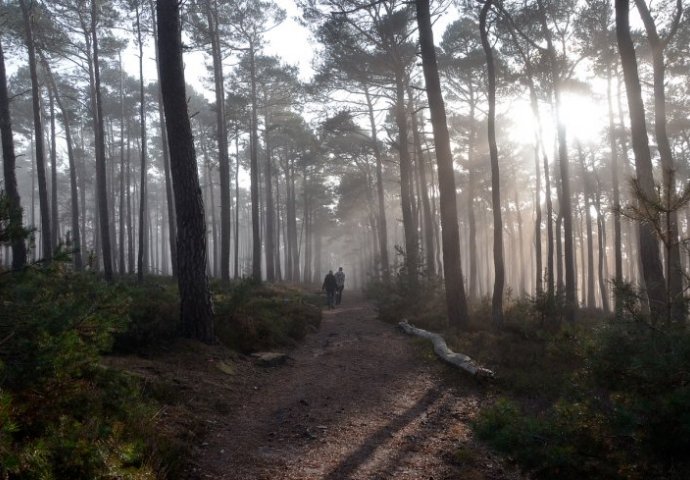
[322, 270, 338, 309]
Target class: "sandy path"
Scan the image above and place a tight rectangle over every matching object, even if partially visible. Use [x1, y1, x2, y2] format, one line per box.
[188, 298, 522, 480]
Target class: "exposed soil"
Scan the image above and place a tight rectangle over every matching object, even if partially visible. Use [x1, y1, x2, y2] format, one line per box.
[108, 297, 525, 480]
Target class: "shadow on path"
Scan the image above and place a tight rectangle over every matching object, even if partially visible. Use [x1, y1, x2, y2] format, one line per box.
[323, 386, 442, 480]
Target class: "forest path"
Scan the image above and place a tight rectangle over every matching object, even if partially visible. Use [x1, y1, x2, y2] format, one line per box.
[192, 296, 522, 480]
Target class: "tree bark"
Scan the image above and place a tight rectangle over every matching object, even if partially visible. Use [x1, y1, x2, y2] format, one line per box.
[249, 44, 262, 280]
[535, 0, 575, 320]
[119, 54, 126, 275]
[20, 0, 51, 261]
[577, 143, 596, 308]
[136, 4, 147, 283]
[263, 110, 276, 281]
[89, 0, 113, 280]
[363, 85, 390, 281]
[49, 91, 58, 248]
[407, 87, 435, 276]
[206, 0, 231, 281]
[480, 0, 505, 327]
[394, 68, 418, 285]
[151, 0, 178, 277]
[0, 40, 27, 269]
[615, 0, 667, 321]
[415, 0, 468, 328]
[634, 0, 684, 324]
[606, 67, 623, 315]
[157, 0, 214, 343]
[44, 61, 82, 271]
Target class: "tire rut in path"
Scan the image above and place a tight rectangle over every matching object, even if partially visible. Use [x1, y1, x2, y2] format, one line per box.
[193, 300, 521, 480]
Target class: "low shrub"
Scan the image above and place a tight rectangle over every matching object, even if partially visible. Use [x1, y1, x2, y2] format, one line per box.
[214, 281, 321, 353]
[113, 277, 180, 352]
[0, 265, 165, 479]
[473, 319, 690, 479]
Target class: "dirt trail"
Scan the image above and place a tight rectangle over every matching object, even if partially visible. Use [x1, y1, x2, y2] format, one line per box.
[188, 298, 523, 480]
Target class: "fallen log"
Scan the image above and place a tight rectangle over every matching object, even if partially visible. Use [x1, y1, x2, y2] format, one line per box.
[398, 320, 494, 378]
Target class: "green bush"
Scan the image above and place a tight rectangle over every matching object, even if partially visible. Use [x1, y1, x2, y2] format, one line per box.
[214, 281, 321, 353]
[365, 268, 447, 331]
[113, 278, 180, 352]
[0, 266, 161, 479]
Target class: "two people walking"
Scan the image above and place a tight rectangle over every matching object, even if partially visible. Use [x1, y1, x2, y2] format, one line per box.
[322, 267, 345, 309]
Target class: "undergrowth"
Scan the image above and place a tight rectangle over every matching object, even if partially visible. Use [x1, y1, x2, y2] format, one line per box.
[213, 280, 322, 353]
[0, 265, 164, 479]
[368, 274, 690, 479]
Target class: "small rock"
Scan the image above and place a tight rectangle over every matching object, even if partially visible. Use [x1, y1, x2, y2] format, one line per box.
[252, 352, 289, 367]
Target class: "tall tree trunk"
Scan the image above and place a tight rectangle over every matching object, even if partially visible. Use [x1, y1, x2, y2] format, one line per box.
[126, 124, 134, 274]
[480, 0, 505, 327]
[274, 171, 283, 281]
[151, 0, 178, 277]
[467, 97, 478, 299]
[634, 0, 684, 324]
[577, 143, 596, 308]
[595, 179, 610, 313]
[119, 54, 126, 275]
[136, 4, 147, 283]
[537, 0, 575, 321]
[49, 92, 59, 248]
[157, 0, 214, 342]
[394, 68, 418, 285]
[206, 0, 231, 281]
[364, 85, 390, 280]
[20, 0, 51, 261]
[606, 66, 623, 315]
[303, 173, 312, 283]
[249, 44, 261, 280]
[42, 58, 82, 270]
[234, 132, 241, 279]
[415, 0, 468, 327]
[407, 87, 435, 276]
[263, 111, 276, 281]
[615, 0, 667, 321]
[89, 0, 113, 280]
[0, 39, 27, 269]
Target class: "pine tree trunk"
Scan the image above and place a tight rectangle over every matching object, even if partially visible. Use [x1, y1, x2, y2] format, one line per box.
[394, 69, 418, 285]
[119, 54, 127, 275]
[408, 87, 435, 276]
[234, 133, 241, 279]
[43, 63, 82, 270]
[535, 0, 574, 320]
[20, 0, 51, 261]
[0, 40, 27, 269]
[634, 0, 684, 324]
[480, 0, 505, 327]
[364, 85, 390, 280]
[415, 0, 468, 327]
[263, 111, 276, 281]
[157, 0, 214, 342]
[577, 143, 596, 308]
[89, 0, 113, 280]
[615, 0, 668, 321]
[249, 45, 261, 281]
[49, 92, 59, 248]
[206, 1, 231, 281]
[606, 67, 623, 315]
[136, 4, 147, 283]
[595, 181, 610, 313]
[151, 0, 178, 277]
